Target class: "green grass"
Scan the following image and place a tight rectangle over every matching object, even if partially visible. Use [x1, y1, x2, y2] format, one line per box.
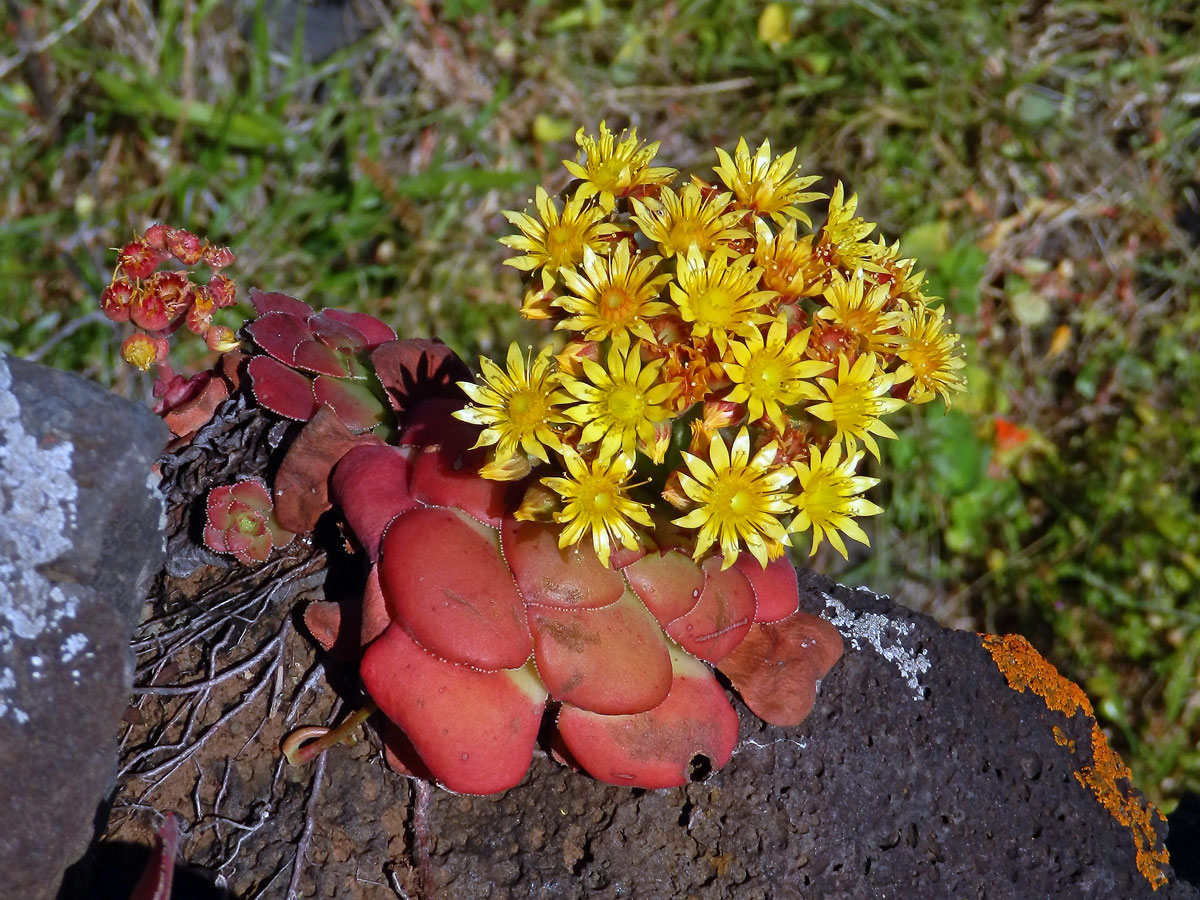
[1, 0, 1197, 809]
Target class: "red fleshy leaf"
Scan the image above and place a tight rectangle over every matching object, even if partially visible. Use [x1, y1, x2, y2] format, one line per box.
[716, 612, 843, 726]
[202, 521, 229, 554]
[127, 812, 178, 900]
[272, 406, 382, 533]
[502, 519, 625, 609]
[313, 376, 388, 433]
[204, 484, 238, 530]
[408, 441, 510, 528]
[225, 524, 273, 565]
[303, 600, 343, 653]
[360, 563, 391, 646]
[734, 554, 801, 623]
[608, 541, 648, 569]
[228, 478, 272, 511]
[554, 647, 739, 789]
[399, 398, 479, 452]
[320, 308, 397, 347]
[623, 550, 704, 625]
[249, 289, 314, 318]
[369, 339, 471, 413]
[247, 356, 318, 421]
[378, 507, 532, 670]
[309, 312, 369, 354]
[361, 624, 546, 794]
[162, 375, 228, 438]
[302, 566, 389, 657]
[329, 444, 418, 560]
[664, 556, 755, 663]
[381, 719, 435, 781]
[527, 589, 672, 715]
[292, 338, 353, 377]
[246, 312, 313, 363]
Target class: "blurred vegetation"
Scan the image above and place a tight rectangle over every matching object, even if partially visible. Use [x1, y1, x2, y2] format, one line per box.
[1, 0, 1196, 809]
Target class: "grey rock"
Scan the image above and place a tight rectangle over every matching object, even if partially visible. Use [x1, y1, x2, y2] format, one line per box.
[0, 355, 166, 900]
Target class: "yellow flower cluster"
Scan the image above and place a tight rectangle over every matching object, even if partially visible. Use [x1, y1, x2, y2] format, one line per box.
[456, 123, 966, 569]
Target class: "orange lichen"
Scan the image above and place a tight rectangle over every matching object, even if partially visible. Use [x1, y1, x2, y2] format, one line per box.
[981, 633, 1169, 890]
[1051, 725, 1075, 752]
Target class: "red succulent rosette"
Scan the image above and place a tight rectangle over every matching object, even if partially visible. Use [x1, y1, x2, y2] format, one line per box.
[202, 478, 294, 565]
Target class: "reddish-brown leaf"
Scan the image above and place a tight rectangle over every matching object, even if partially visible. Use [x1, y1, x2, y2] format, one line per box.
[378, 507, 532, 670]
[361, 624, 546, 794]
[716, 611, 843, 726]
[527, 589, 672, 715]
[554, 647, 739, 789]
[272, 406, 382, 533]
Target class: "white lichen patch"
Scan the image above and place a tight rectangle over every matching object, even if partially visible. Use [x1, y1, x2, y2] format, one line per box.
[147, 468, 167, 552]
[0, 355, 81, 725]
[821, 591, 931, 701]
[61, 632, 89, 663]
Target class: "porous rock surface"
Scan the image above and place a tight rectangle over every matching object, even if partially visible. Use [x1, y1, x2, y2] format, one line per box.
[0, 355, 166, 900]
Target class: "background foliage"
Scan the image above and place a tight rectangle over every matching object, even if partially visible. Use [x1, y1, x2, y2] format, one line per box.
[1, 0, 1196, 809]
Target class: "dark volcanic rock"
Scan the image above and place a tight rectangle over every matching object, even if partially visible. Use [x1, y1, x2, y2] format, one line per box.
[0, 355, 166, 900]
[357, 571, 1190, 900]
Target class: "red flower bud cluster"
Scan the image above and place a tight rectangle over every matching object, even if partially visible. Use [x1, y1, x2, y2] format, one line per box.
[99, 224, 239, 371]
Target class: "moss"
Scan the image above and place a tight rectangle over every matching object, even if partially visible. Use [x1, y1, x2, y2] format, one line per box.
[981, 633, 1169, 890]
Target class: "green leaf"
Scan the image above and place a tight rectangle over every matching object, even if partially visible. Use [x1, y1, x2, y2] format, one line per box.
[91, 70, 287, 151]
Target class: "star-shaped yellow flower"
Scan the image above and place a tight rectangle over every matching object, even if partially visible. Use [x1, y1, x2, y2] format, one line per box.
[669, 244, 776, 354]
[454, 343, 571, 471]
[713, 137, 824, 226]
[789, 443, 882, 558]
[542, 448, 654, 567]
[562, 344, 678, 461]
[815, 270, 906, 354]
[555, 242, 671, 353]
[564, 122, 677, 211]
[723, 319, 830, 431]
[630, 183, 749, 259]
[673, 427, 795, 568]
[806, 352, 906, 459]
[501, 187, 620, 289]
[894, 301, 967, 405]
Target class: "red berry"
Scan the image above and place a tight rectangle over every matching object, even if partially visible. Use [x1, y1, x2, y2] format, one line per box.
[130, 285, 171, 332]
[205, 324, 241, 352]
[149, 270, 193, 318]
[143, 223, 169, 251]
[166, 228, 204, 265]
[121, 332, 166, 371]
[203, 244, 236, 269]
[117, 239, 161, 280]
[100, 279, 134, 323]
[208, 272, 237, 308]
[186, 287, 215, 335]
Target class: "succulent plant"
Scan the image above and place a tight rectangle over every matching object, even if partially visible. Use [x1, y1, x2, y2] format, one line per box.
[299, 393, 842, 794]
[243, 290, 400, 435]
[202, 478, 294, 565]
[105, 124, 971, 799]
